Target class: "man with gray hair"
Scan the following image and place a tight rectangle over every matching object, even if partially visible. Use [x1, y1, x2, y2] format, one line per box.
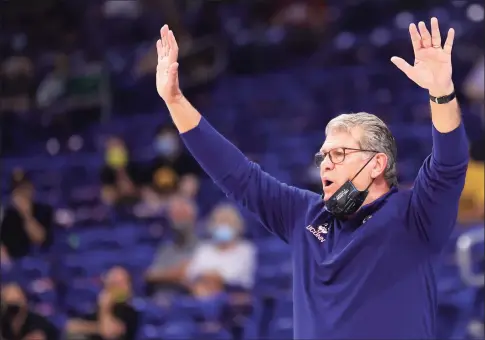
[154, 17, 468, 339]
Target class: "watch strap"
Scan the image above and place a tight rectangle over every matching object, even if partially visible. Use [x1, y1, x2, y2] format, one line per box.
[429, 91, 456, 104]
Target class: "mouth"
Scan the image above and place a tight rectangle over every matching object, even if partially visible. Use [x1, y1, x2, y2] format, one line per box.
[323, 180, 334, 188]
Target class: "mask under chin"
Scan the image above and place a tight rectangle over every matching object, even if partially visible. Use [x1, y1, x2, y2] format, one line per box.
[324, 180, 369, 218]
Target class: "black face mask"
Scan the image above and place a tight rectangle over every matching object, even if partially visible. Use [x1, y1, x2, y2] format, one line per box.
[324, 155, 375, 219]
[4, 303, 22, 319]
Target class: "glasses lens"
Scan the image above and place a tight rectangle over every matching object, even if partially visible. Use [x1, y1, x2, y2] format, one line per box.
[314, 153, 324, 167]
[329, 148, 345, 164]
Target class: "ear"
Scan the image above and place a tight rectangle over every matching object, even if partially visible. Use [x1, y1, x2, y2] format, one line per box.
[371, 153, 388, 179]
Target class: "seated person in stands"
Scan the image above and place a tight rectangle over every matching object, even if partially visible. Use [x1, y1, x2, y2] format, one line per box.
[142, 125, 202, 200]
[65, 266, 139, 340]
[185, 204, 256, 298]
[458, 138, 484, 225]
[1, 282, 59, 340]
[1, 170, 54, 262]
[145, 195, 200, 298]
[100, 137, 140, 206]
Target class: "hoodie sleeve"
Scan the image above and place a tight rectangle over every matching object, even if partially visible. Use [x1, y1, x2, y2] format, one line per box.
[180, 118, 317, 243]
[408, 122, 469, 251]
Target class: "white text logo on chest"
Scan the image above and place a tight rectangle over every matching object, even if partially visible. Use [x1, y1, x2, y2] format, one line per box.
[306, 224, 328, 243]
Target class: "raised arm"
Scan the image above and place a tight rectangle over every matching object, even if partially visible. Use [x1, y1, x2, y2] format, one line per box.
[155, 25, 317, 243]
[391, 18, 469, 249]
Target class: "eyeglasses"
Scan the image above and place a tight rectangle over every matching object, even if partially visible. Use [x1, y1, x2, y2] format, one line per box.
[314, 147, 378, 167]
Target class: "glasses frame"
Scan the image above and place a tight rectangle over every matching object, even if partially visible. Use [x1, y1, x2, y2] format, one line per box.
[314, 147, 378, 167]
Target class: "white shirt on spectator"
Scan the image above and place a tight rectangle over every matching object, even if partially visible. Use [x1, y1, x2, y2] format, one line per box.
[186, 241, 256, 289]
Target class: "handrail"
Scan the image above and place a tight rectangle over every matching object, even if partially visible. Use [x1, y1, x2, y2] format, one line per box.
[456, 226, 485, 287]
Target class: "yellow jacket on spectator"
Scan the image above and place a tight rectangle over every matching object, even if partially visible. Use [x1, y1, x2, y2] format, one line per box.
[458, 160, 484, 223]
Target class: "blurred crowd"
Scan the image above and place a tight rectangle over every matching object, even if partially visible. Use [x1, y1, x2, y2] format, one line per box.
[1, 0, 484, 339]
[1, 164, 260, 340]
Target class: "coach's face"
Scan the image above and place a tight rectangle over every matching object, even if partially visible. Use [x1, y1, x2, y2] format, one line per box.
[318, 129, 375, 201]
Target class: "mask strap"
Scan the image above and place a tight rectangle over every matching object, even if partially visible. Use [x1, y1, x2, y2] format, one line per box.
[350, 154, 376, 182]
[364, 177, 375, 191]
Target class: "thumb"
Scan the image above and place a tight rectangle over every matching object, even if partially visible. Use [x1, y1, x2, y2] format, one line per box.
[169, 62, 179, 75]
[166, 62, 179, 87]
[390, 57, 413, 77]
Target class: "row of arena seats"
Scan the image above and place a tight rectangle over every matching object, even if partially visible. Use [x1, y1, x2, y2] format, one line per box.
[2, 213, 483, 339]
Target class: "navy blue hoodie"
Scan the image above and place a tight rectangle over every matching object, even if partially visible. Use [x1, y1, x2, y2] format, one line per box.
[181, 118, 469, 339]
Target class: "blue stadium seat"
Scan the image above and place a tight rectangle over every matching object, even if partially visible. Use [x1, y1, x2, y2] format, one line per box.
[64, 283, 100, 316]
[133, 298, 167, 326]
[158, 320, 197, 339]
[138, 324, 162, 340]
[196, 327, 232, 340]
[268, 298, 293, 339]
[17, 256, 52, 279]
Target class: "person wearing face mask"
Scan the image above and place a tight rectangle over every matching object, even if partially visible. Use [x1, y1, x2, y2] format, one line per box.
[144, 195, 200, 298]
[157, 19, 469, 339]
[1, 283, 59, 340]
[65, 266, 139, 340]
[1, 170, 54, 261]
[100, 136, 140, 206]
[144, 125, 202, 199]
[185, 203, 256, 294]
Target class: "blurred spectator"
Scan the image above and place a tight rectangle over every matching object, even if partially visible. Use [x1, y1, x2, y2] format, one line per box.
[145, 195, 199, 297]
[100, 137, 140, 206]
[464, 56, 484, 126]
[103, 0, 139, 19]
[0, 53, 34, 114]
[185, 204, 256, 297]
[1, 170, 54, 261]
[142, 125, 201, 199]
[36, 54, 69, 110]
[63, 49, 105, 123]
[158, 0, 192, 40]
[65, 266, 139, 340]
[133, 0, 225, 89]
[464, 56, 484, 102]
[271, 0, 327, 30]
[458, 139, 484, 224]
[1, 282, 59, 340]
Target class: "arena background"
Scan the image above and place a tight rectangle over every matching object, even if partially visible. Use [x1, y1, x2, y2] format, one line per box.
[0, 0, 483, 339]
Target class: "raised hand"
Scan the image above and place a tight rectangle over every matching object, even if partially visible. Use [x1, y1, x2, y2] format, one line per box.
[156, 25, 182, 104]
[391, 17, 455, 97]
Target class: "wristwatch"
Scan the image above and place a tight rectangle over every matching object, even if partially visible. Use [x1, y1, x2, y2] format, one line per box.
[429, 91, 456, 104]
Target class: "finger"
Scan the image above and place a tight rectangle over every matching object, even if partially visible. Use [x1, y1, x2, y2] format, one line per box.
[168, 30, 179, 63]
[430, 17, 441, 48]
[443, 28, 455, 54]
[156, 39, 162, 59]
[390, 57, 414, 77]
[160, 25, 169, 56]
[418, 21, 432, 48]
[168, 30, 179, 51]
[409, 23, 422, 54]
[160, 24, 168, 39]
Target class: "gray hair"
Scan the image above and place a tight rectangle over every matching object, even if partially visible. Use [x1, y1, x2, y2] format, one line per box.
[325, 112, 398, 187]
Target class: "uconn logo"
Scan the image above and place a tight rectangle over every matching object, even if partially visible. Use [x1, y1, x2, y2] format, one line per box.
[306, 224, 328, 243]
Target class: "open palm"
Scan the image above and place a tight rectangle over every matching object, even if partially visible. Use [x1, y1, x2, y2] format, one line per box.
[156, 25, 182, 104]
[391, 17, 455, 96]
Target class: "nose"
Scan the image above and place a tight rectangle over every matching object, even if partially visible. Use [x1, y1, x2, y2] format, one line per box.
[320, 155, 335, 174]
